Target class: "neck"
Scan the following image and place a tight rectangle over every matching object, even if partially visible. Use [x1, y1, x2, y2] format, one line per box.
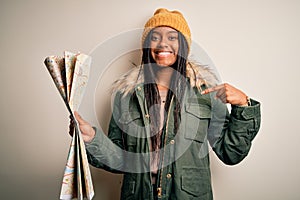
[154, 66, 174, 91]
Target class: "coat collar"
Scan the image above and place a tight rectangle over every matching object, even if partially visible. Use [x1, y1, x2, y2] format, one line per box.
[111, 61, 219, 96]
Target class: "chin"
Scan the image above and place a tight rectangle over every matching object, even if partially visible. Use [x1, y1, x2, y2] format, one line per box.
[156, 63, 170, 67]
[155, 60, 176, 67]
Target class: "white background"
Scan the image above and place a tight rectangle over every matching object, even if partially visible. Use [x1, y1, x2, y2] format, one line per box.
[0, 0, 299, 199]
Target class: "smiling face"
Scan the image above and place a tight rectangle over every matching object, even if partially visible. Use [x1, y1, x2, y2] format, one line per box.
[150, 26, 179, 67]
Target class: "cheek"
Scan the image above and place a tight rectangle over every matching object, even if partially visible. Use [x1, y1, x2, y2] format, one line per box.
[173, 44, 179, 56]
[150, 43, 156, 56]
[150, 41, 156, 50]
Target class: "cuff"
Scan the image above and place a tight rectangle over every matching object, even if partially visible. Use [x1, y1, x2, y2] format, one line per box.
[231, 99, 261, 120]
[85, 127, 104, 154]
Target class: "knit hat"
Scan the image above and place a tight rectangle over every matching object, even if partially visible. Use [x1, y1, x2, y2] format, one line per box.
[141, 8, 191, 52]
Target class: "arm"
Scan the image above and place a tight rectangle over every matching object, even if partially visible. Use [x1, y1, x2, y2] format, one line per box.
[208, 98, 261, 165]
[202, 83, 261, 165]
[73, 93, 126, 173]
[85, 116, 125, 173]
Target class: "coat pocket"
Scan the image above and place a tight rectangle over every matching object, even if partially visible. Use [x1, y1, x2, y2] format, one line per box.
[184, 104, 211, 143]
[119, 111, 143, 152]
[181, 167, 211, 197]
[119, 111, 141, 125]
[119, 111, 143, 138]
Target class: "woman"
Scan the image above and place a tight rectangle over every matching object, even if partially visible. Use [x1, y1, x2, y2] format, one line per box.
[71, 8, 261, 200]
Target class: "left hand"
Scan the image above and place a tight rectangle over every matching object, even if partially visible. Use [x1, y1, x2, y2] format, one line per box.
[201, 83, 248, 106]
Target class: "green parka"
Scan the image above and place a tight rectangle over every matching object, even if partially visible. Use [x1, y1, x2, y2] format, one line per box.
[85, 62, 261, 200]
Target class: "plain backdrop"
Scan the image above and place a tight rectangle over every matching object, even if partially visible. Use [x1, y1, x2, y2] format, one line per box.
[1, 0, 300, 199]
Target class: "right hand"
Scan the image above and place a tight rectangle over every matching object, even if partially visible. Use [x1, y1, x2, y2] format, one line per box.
[69, 111, 96, 143]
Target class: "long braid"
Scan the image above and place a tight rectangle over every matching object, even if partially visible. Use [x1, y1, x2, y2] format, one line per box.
[142, 32, 161, 149]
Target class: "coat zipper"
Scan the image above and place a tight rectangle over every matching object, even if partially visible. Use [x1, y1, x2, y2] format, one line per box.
[157, 96, 174, 198]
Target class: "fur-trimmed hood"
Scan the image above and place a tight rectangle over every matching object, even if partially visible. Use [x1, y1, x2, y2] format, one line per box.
[111, 61, 219, 96]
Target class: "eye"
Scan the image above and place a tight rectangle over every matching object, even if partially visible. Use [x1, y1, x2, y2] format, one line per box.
[168, 36, 178, 41]
[151, 35, 160, 41]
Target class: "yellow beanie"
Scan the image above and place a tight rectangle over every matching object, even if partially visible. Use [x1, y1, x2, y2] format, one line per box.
[141, 8, 191, 52]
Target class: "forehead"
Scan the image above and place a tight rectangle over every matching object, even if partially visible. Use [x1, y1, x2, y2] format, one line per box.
[152, 26, 178, 34]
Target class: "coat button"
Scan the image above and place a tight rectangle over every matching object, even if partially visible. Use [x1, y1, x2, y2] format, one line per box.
[166, 173, 172, 179]
[145, 114, 150, 118]
[170, 139, 175, 144]
[137, 86, 141, 91]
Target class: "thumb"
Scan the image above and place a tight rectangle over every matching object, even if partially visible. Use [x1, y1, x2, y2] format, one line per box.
[74, 111, 86, 125]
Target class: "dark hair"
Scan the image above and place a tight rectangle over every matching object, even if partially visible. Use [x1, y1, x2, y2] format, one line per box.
[141, 29, 188, 150]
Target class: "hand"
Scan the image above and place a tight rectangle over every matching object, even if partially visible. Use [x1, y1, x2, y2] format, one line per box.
[69, 111, 96, 143]
[201, 83, 248, 106]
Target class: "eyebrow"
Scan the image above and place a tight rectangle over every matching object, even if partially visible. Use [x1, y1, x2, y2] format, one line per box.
[152, 30, 178, 34]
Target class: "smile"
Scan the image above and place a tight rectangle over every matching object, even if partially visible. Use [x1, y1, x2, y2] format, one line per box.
[155, 51, 173, 56]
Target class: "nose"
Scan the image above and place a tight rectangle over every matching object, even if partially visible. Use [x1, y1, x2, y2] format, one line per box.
[158, 36, 169, 48]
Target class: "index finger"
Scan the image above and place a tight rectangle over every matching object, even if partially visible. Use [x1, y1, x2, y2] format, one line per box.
[201, 84, 224, 95]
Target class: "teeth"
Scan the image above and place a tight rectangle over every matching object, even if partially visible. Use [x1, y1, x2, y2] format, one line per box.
[158, 52, 171, 55]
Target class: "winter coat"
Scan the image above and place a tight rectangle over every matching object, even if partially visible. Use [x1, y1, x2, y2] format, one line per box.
[85, 62, 261, 200]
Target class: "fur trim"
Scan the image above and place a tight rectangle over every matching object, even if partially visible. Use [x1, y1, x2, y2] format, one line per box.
[186, 61, 219, 89]
[111, 61, 219, 96]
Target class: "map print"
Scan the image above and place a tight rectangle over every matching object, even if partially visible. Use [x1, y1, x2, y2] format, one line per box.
[44, 56, 67, 103]
[69, 54, 91, 111]
[44, 51, 94, 200]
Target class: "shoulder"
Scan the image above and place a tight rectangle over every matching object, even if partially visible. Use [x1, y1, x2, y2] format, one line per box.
[110, 66, 143, 97]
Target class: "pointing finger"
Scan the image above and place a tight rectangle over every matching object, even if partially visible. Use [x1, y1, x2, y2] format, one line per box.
[201, 84, 224, 95]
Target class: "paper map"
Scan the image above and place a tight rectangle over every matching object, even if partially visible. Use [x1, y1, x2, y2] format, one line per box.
[44, 51, 94, 200]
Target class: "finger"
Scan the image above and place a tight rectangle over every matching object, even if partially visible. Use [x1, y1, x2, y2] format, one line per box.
[214, 91, 226, 103]
[215, 86, 226, 98]
[217, 94, 228, 104]
[201, 84, 224, 95]
[74, 111, 86, 125]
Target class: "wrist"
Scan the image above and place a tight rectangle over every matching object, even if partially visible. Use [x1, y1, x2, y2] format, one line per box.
[240, 96, 251, 107]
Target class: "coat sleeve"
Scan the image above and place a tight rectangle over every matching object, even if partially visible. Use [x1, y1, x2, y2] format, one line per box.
[85, 92, 126, 173]
[207, 98, 261, 165]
